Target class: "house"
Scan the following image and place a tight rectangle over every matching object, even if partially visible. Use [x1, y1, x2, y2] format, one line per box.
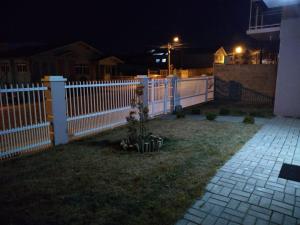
[247, 0, 300, 117]
[214, 46, 277, 65]
[0, 41, 124, 83]
[214, 47, 227, 64]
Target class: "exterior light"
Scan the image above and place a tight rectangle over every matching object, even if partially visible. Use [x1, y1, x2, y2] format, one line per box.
[173, 36, 180, 43]
[235, 46, 243, 54]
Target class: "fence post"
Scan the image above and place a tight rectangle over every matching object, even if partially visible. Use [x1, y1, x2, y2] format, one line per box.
[168, 75, 179, 112]
[42, 76, 68, 146]
[136, 75, 149, 107]
[164, 79, 168, 114]
[205, 77, 209, 102]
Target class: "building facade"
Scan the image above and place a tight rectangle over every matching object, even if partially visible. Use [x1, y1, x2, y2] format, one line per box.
[247, 0, 300, 117]
[0, 41, 124, 83]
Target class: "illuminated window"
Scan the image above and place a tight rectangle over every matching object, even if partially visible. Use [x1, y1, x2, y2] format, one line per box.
[16, 63, 28, 72]
[75, 64, 89, 74]
[155, 59, 161, 63]
[0, 63, 10, 73]
[162, 58, 167, 63]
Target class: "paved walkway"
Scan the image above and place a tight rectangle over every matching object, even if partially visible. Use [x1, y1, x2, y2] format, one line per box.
[176, 117, 300, 225]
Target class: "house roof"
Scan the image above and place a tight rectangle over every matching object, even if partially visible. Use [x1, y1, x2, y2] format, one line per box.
[0, 41, 103, 59]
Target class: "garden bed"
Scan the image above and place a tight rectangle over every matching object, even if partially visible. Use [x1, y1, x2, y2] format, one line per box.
[0, 118, 260, 225]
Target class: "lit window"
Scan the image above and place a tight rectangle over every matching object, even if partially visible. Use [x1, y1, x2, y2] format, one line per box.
[16, 63, 28, 73]
[162, 58, 167, 63]
[0, 63, 10, 73]
[155, 59, 161, 63]
[74, 64, 89, 74]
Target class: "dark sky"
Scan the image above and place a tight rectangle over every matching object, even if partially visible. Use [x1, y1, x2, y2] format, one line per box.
[0, 0, 252, 54]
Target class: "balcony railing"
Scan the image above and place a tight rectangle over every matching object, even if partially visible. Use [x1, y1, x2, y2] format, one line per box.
[248, 0, 282, 32]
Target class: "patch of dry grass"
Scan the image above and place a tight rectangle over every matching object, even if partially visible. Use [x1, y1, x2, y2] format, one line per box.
[0, 118, 260, 225]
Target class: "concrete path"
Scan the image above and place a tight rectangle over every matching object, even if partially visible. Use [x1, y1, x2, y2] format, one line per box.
[176, 117, 300, 225]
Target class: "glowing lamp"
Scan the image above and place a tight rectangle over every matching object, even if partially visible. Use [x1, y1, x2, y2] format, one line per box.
[235, 46, 243, 54]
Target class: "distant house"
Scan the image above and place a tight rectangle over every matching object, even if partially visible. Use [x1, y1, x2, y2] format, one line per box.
[214, 47, 227, 64]
[0, 41, 124, 83]
[214, 46, 277, 65]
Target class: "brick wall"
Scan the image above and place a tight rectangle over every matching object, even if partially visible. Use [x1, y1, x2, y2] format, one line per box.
[214, 64, 277, 97]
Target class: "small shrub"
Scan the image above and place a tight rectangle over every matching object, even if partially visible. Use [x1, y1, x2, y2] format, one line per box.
[206, 112, 217, 121]
[175, 105, 185, 118]
[243, 115, 255, 124]
[219, 108, 230, 115]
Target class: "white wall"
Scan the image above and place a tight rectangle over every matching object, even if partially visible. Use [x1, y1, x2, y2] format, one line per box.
[274, 7, 300, 117]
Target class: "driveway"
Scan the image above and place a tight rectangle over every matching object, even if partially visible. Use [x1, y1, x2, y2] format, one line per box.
[176, 117, 300, 225]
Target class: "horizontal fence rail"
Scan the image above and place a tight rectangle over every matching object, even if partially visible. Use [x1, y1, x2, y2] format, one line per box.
[0, 84, 52, 158]
[65, 80, 140, 139]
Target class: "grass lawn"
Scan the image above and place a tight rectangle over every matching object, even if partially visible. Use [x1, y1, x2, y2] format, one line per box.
[0, 118, 260, 225]
[187, 101, 274, 118]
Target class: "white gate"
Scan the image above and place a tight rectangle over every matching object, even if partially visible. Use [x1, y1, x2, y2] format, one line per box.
[148, 78, 173, 116]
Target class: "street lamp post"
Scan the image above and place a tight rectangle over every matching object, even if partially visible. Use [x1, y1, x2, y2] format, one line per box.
[168, 36, 180, 75]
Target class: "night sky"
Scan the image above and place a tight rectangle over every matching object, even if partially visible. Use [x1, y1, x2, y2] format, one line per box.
[0, 0, 252, 54]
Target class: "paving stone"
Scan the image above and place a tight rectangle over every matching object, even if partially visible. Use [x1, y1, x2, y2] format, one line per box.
[271, 211, 284, 224]
[231, 189, 251, 198]
[227, 222, 239, 225]
[259, 197, 271, 208]
[293, 207, 300, 219]
[237, 202, 250, 213]
[199, 202, 215, 213]
[244, 184, 255, 193]
[273, 191, 284, 201]
[201, 214, 217, 225]
[270, 205, 293, 216]
[211, 194, 230, 203]
[284, 193, 296, 205]
[229, 193, 248, 202]
[256, 219, 269, 225]
[250, 205, 272, 216]
[248, 209, 271, 221]
[243, 215, 256, 225]
[271, 200, 294, 211]
[253, 190, 273, 199]
[220, 212, 243, 224]
[283, 215, 297, 225]
[210, 205, 225, 217]
[219, 187, 232, 197]
[208, 198, 227, 207]
[248, 194, 261, 205]
[215, 218, 229, 225]
[224, 208, 245, 218]
[184, 213, 203, 224]
[187, 208, 207, 219]
[227, 199, 240, 210]
[285, 186, 296, 195]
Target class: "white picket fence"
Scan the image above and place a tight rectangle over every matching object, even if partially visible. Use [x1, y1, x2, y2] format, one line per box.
[0, 84, 52, 158]
[0, 76, 214, 159]
[65, 80, 140, 139]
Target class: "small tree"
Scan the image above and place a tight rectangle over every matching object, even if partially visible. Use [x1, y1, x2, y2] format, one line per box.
[121, 84, 163, 153]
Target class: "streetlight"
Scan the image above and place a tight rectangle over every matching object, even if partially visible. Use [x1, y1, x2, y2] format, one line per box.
[168, 36, 180, 75]
[235, 46, 243, 54]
